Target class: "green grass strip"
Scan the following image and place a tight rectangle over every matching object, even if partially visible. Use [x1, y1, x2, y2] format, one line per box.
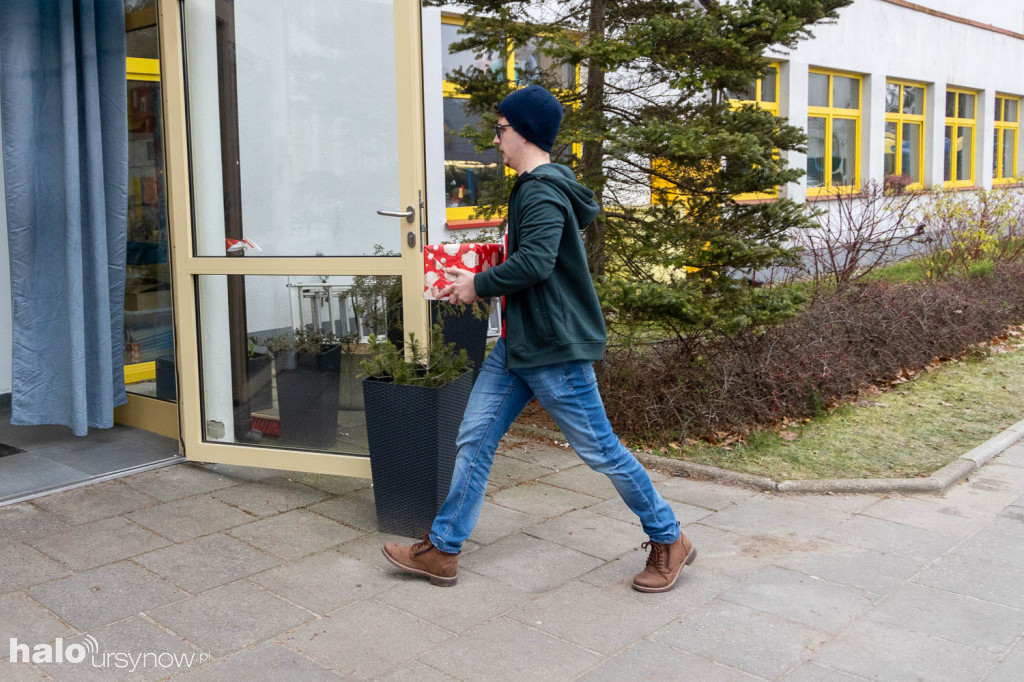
[657, 335, 1024, 480]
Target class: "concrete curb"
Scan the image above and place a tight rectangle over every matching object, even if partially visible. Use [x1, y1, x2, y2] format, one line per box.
[510, 417, 1024, 495]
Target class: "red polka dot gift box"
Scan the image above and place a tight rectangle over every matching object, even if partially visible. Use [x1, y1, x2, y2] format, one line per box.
[424, 243, 504, 300]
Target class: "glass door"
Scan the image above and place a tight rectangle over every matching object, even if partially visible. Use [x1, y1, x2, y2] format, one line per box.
[158, 0, 428, 477]
[115, 0, 179, 440]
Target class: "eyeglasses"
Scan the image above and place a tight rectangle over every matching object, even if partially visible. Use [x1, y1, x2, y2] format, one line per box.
[493, 123, 512, 138]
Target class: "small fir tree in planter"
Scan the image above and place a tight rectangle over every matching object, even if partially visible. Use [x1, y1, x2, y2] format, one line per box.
[269, 327, 344, 450]
[428, 299, 491, 383]
[360, 324, 474, 536]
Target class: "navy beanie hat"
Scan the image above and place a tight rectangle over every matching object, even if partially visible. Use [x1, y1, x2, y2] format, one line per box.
[498, 85, 563, 152]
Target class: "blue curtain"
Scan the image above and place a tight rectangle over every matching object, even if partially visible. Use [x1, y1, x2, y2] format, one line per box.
[0, 0, 128, 435]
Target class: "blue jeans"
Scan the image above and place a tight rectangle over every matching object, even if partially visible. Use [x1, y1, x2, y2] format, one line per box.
[429, 338, 679, 553]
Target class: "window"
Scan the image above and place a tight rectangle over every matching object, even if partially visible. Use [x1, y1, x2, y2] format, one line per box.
[884, 80, 925, 189]
[440, 17, 578, 227]
[726, 65, 780, 202]
[994, 95, 1020, 184]
[807, 70, 861, 196]
[726, 65, 779, 112]
[441, 17, 505, 225]
[943, 87, 977, 187]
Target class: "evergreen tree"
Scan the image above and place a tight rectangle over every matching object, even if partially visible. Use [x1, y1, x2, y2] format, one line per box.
[432, 0, 852, 339]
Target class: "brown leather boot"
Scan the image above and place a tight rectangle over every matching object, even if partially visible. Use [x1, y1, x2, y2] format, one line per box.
[382, 536, 459, 587]
[631, 531, 696, 593]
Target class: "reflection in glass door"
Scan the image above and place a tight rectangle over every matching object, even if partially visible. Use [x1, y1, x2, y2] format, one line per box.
[125, 67, 174, 401]
[124, 0, 174, 403]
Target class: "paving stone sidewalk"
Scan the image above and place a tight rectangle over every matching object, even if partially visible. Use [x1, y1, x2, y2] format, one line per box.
[2, 433, 1024, 680]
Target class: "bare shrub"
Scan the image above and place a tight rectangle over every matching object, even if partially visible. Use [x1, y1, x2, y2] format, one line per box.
[797, 180, 922, 291]
[600, 262, 1024, 442]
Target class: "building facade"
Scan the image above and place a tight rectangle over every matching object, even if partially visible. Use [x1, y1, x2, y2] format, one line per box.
[0, 0, 1022, 499]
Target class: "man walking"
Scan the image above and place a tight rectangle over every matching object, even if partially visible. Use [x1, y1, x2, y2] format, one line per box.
[382, 85, 695, 592]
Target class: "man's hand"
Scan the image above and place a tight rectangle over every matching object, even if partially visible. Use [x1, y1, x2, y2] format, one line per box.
[440, 267, 479, 305]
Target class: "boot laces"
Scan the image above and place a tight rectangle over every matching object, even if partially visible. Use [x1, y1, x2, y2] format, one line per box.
[641, 541, 667, 571]
[412, 533, 435, 557]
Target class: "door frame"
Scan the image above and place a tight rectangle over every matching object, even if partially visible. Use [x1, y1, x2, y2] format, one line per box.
[115, 55, 180, 443]
[157, 0, 428, 477]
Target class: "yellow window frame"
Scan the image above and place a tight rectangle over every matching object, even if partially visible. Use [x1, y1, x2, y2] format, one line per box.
[806, 69, 862, 198]
[127, 57, 160, 82]
[943, 87, 977, 188]
[441, 14, 581, 224]
[883, 79, 926, 191]
[994, 94, 1020, 184]
[728, 63, 781, 202]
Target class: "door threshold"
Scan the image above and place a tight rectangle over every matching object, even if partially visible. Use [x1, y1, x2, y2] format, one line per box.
[0, 455, 185, 507]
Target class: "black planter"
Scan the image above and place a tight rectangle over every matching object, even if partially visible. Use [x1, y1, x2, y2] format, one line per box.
[386, 328, 405, 354]
[155, 354, 176, 401]
[274, 345, 342, 449]
[430, 301, 490, 382]
[363, 370, 473, 537]
[247, 355, 273, 411]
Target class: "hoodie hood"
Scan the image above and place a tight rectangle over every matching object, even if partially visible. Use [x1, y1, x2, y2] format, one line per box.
[524, 163, 601, 230]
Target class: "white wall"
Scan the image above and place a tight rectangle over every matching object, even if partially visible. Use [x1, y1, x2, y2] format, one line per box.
[423, 6, 448, 246]
[775, 0, 1024, 202]
[0, 94, 12, 396]
[913, 0, 1024, 32]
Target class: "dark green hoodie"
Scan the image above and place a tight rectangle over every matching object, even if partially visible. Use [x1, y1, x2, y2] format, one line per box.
[474, 163, 605, 368]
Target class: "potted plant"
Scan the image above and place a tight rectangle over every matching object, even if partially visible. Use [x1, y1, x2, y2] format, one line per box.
[429, 299, 491, 383]
[269, 328, 343, 449]
[361, 324, 474, 537]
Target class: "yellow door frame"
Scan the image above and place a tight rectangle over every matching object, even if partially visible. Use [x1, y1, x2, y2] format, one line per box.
[157, 0, 428, 477]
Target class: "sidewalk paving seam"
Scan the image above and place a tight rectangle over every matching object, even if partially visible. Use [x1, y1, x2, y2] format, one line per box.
[511, 417, 1024, 495]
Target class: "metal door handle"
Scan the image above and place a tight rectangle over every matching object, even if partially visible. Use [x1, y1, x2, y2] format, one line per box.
[376, 206, 415, 223]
